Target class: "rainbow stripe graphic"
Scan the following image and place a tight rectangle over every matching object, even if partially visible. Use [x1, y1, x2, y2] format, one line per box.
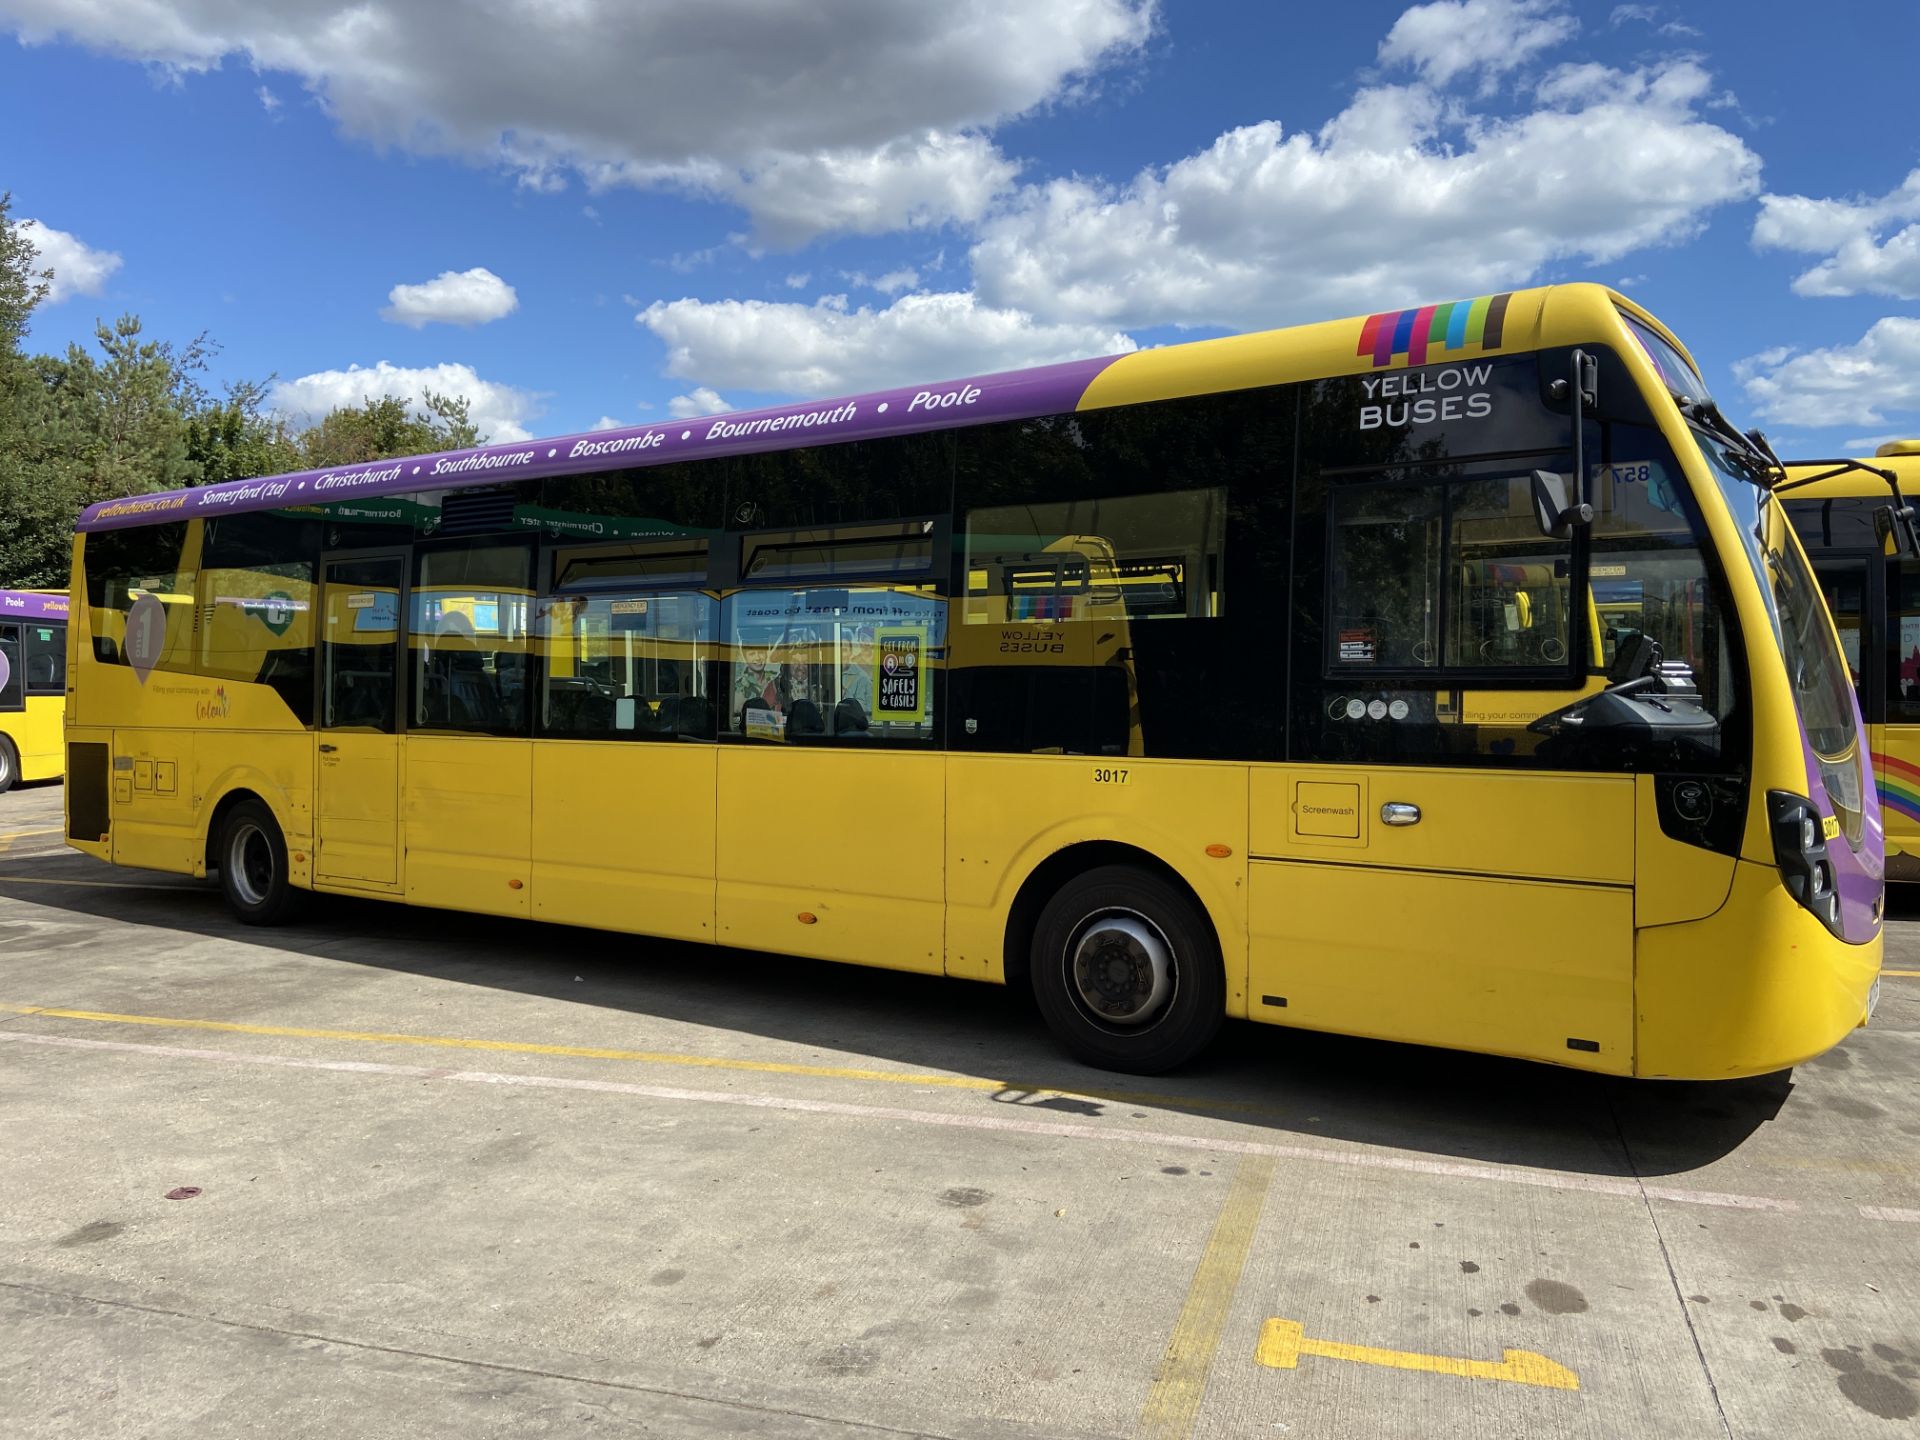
[1874, 751, 1920, 824]
[1358, 292, 1512, 370]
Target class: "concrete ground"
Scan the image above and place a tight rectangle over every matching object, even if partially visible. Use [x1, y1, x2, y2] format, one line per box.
[1, 779, 1917, 1439]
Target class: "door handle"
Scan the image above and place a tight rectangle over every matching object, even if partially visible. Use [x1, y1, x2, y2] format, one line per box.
[318, 743, 338, 754]
[1380, 802, 1420, 826]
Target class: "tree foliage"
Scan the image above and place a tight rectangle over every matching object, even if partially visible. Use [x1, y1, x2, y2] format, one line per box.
[0, 197, 490, 587]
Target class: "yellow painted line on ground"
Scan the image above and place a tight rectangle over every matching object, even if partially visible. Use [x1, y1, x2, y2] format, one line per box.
[1255, 1317, 1579, 1391]
[0, 828, 65, 840]
[1883, 969, 1920, 978]
[1137, 1155, 1276, 1439]
[0, 1002, 1290, 1120]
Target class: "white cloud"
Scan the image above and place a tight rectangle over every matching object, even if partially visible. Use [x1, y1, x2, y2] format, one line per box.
[1, 0, 1151, 244]
[269, 361, 543, 442]
[1752, 169, 1920, 300]
[256, 84, 280, 116]
[784, 272, 811, 290]
[1379, 0, 1577, 91]
[667, 387, 733, 418]
[969, 58, 1761, 331]
[640, 291, 1135, 397]
[17, 218, 122, 302]
[589, 415, 624, 431]
[380, 266, 519, 328]
[844, 267, 921, 295]
[1738, 318, 1920, 429]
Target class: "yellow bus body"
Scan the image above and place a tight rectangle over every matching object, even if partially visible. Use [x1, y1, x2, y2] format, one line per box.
[0, 593, 67, 787]
[65, 283, 1880, 1079]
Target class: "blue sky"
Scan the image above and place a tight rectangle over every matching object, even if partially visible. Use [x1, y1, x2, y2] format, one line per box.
[2, 0, 1917, 456]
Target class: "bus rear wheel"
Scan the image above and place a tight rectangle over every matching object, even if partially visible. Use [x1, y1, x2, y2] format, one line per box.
[1030, 865, 1224, 1074]
[218, 799, 303, 926]
[0, 736, 16, 794]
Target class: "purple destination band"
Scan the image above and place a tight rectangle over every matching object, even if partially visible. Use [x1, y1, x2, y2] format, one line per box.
[0, 588, 70, 621]
[75, 354, 1128, 534]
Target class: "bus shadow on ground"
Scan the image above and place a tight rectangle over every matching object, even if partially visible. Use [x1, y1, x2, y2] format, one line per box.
[3, 849, 1797, 1180]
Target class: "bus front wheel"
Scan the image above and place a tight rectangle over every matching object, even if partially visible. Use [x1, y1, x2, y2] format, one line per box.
[217, 799, 303, 926]
[1030, 865, 1224, 1074]
[0, 737, 16, 794]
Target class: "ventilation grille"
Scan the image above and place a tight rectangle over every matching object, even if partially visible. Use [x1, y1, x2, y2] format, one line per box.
[437, 488, 521, 536]
[67, 741, 110, 843]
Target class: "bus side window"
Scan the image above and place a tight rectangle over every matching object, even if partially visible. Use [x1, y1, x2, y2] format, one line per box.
[0, 624, 22, 711]
[412, 542, 536, 737]
[24, 625, 65, 693]
[541, 540, 716, 742]
[726, 520, 944, 745]
[81, 521, 198, 675]
[954, 487, 1226, 757]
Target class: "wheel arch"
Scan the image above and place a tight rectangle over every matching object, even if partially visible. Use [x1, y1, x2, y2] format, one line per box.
[1001, 840, 1220, 998]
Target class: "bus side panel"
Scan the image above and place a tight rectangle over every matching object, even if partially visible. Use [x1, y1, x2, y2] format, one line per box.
[1636, 859, 1882, 1079]
[716, 748, 944, 975]
[403, 736, 533, 919]
[197, 735, 315, 885]
[110, 729, 199, 875]
[1249, 862, 1634, 1073]
[1873, 722, 1920, 883]
[1633, 775, 1737, 927]
[16, 696, 65, 780]
[943, 755, 1250, 1015]
[531, 742, 717, 944]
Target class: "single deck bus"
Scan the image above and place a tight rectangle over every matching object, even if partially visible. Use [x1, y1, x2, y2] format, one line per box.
[1, 588, 69, 792]
[65, 283, 1881, 1076]
[1784, 441, 1920, 880]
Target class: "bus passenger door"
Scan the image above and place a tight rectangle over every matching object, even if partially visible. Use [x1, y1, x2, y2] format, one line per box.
[314, 554, 404, 891]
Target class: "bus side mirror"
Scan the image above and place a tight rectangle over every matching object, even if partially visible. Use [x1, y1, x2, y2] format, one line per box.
[1532, 470, 1594, 537]
[1873, 502, 1920, 559]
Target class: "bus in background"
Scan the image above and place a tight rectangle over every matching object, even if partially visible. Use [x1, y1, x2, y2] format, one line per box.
[1784, 440, 1920, 879]
[65, 283, 1880, 1078]
[0, 588, 69, 792]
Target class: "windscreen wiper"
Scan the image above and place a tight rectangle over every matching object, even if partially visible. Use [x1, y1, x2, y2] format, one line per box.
[1678, 397, 1779, 488]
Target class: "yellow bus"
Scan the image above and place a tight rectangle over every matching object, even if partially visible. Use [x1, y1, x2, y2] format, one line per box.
[0, 588, 69, 792]
[1783, 441, 1920, 880]
[65, 283, 1882, 1077]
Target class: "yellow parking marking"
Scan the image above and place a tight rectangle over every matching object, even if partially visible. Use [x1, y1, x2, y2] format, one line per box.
[1255, 1317, 1578, 1391]
[0, 828, 64, 840]
[0, 1002, 1290, 1120]
[1882, 970, 1920, 978]
[1138, 1156, 1275, 1439]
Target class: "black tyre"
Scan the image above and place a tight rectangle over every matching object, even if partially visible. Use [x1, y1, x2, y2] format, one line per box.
[0, 736, 16, 794]
[217, 799, 303, 926]
[1029, 864, 1224, 1074]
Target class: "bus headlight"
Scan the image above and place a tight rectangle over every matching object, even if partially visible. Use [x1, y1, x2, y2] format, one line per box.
[1768, 791, 1845, 938]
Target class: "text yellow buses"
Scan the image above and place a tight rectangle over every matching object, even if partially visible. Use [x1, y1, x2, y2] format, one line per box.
[1784, 441, 1920, 879]
[0, 588, 68, 792]
[65, 283, 1880, 1076]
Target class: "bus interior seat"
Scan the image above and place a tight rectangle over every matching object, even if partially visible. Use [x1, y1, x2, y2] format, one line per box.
[786, 699, 825, 739]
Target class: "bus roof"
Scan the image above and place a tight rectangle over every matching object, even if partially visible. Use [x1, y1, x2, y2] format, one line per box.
[0, 588, 69, 621]
[1783, 451, 1920, 501]
[76, 281, 1669, 535]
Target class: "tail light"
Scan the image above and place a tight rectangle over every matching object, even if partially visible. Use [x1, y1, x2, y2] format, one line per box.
[1767, 791, 1843, 936]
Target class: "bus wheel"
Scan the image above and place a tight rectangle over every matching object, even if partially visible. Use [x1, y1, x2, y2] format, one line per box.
[0, 737, 16, 794]
[218, 799, 303, 926]
[1030, 865, 1224, 1074]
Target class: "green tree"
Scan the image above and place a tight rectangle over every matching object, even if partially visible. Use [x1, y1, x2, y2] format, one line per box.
[185, 377, 301, 485]
[296, 388, 483, 469]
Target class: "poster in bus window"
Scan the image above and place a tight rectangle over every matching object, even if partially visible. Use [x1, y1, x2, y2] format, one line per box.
[875, 626, 927, 723]
[1902, 616, 1920, 703]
